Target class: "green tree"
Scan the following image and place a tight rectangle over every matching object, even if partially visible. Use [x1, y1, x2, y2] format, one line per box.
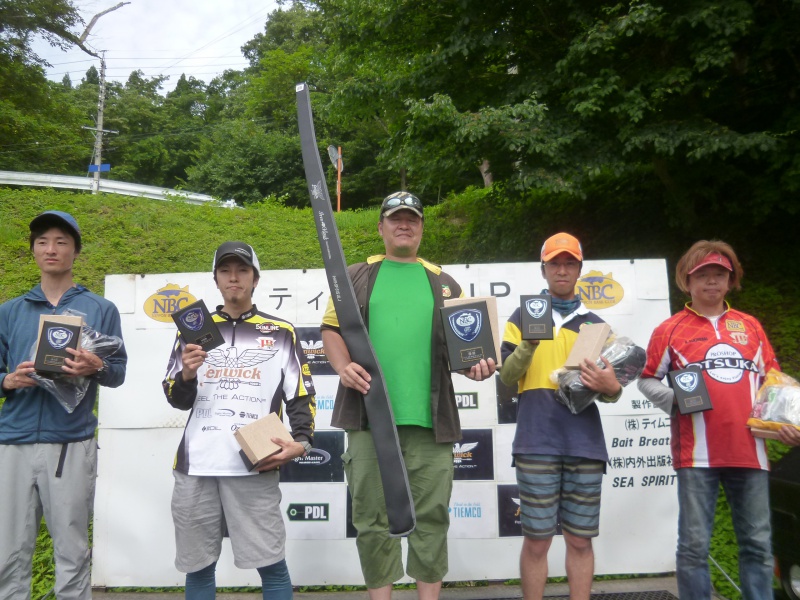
[189, 5, 333, 205]
[0, 0, 81, 65]
[82, 64, 98, 85]
[314, 0, 800, 226]
[0, 57, 89, 172]
[102, 71, 169, 185]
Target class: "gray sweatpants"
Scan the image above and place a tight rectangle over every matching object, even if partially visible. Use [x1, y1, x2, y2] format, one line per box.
[0, 440, 97, 600]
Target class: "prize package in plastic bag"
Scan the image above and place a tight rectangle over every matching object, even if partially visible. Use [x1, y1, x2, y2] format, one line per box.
[552, 335, 646, 415]
[28, 309, 123, 413]
[747, 369, 800, 436]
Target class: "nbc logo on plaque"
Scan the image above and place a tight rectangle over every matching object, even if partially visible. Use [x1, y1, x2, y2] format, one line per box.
[180, 307, 205, 331]
[449, 309, 482, 343]
[525, 298, 548, 319]
[674, 371, 699, 393]
[47, 327, 74, 349]
[171, 299, 225, 351]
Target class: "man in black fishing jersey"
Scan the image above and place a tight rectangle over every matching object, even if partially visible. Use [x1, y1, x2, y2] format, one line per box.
[163, 241, 315, 599]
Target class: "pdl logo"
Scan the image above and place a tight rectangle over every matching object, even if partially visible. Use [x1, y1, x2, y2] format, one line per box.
[144, 284, 197, 323]
[525, 298, 548, 319]
[180, 308, 204, 331]
[448, 309, 482, 342]
[47, 327, 73, 349]
[455, 393, 478, 409]
[287, 503, 329, 521]
[675, 372, 699, 393]
[576, 271, 624, 310]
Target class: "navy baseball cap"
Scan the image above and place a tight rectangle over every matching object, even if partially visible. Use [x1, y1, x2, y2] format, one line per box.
[29, 211, 82, 250]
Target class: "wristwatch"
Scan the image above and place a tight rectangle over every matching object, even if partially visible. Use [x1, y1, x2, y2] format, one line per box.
[96, 359, 109, 377]
[300, 441, 313, 455]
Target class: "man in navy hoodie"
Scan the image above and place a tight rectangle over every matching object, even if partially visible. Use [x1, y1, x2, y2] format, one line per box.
[0, 211, 127, 600]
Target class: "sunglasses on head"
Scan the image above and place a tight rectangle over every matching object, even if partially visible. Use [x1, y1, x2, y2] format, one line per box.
[383, 195, 422, 210]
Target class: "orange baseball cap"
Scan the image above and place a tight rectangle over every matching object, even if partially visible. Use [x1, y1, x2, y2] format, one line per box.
[541, 233, 583, 262]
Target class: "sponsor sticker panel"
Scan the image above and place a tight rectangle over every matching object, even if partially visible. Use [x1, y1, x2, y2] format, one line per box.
[453, 375, 497, 427]
[453, 429, 494, 481]
[497, 484, 523, 538]
[297, 326, 335, 376]
[496, 484, 563, 538]
[309, 376, 338, 430]
[448, 482, 497, 538]
[281, 483, 347, 540]
[281, 431, 345, 483]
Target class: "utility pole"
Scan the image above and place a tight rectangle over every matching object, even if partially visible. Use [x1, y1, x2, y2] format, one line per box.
[82, 55, 118, 193]
[93, 54, 106, 193]
[73, 2, 129, 193]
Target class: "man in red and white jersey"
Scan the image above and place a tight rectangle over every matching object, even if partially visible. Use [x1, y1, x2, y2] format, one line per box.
[639, 240, 799, 600]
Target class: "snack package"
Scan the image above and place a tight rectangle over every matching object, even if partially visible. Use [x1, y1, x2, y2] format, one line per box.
[553, 335, 646, 415]
[747, 369, 800, 435]
[28, 309, 124, 413]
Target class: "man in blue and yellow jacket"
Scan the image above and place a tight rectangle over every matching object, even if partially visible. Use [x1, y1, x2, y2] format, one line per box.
[501, 232, 621, 600]
[0, 211, 127, 600]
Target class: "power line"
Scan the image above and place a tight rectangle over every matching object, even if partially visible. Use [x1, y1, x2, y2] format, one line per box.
[49, 63, 249, 76]
[154, 6, 272, 73]
[46, 55, 247, 66]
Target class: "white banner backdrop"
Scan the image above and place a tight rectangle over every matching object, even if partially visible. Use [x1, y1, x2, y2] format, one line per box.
[93, 259, 677, 587]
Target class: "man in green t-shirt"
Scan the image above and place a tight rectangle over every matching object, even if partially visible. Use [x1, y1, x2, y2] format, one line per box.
[321, 192, 495, 600]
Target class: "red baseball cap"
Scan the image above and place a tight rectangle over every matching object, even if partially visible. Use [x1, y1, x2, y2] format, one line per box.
[688, 252, 733, 274]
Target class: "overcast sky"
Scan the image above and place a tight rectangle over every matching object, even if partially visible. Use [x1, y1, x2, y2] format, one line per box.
[32, 0, 279, 92]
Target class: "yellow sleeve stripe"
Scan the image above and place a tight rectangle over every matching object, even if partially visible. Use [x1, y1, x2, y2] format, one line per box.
[321, 295, 339, 328]
[503, 319, 522, 346]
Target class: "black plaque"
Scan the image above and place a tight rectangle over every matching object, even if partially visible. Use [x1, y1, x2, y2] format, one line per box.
[34, 320, 82, 375]
[519, 295, 554, 340]
[171, 299, 225, 351]
[441, 300, 497, 371]
[669, 367, 713, 415]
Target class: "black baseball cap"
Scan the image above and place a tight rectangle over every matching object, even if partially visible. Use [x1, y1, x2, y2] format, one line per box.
[212, 241, 261, 275]
[29, 211, 82, 251]
[379, 191, 423, 218]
